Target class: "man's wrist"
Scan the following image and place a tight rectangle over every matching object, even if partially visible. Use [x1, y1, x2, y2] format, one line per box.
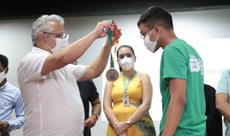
[93, 114, 98, 120]
[92, 113, 99, 120]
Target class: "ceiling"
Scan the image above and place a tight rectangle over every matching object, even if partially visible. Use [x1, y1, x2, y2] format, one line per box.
[1, 0, 230, 20]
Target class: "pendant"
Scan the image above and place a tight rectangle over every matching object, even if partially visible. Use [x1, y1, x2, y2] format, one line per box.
[106, 68, 119, 82]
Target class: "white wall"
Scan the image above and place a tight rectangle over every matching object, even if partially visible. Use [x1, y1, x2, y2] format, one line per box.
[0, 8, 229, 136]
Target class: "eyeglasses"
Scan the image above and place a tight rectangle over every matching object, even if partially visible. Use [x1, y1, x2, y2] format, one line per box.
[43, 32, 68, 39]
[140, 25, 162, 39]
[140, 30, 150, 39]
[140, 34, 145, 39]
[140, 28, 154, 39]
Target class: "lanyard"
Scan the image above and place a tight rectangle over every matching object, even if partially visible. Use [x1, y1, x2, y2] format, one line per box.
[107, 20, 114, 68]
[122, 70, 136, 97]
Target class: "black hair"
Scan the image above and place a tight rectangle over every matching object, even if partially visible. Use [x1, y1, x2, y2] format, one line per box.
[137, 6, 173, 30]
[0, 54, 8, 68]
[116, 45, 135, 72]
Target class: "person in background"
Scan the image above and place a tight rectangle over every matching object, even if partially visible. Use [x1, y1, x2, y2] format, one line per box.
[216, 69, 230, 136]
[103, 45, 156, 136]
[17, 14, 120, 136]
[72, 60, 101, 136]
[77, 80, 101, 136]
[204, 84, 222, 136]
[137, 6, 206, 136]
[0, 54, 25, 136]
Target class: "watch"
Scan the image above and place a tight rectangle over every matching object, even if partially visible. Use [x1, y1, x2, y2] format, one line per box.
[126, 120, 132, 125]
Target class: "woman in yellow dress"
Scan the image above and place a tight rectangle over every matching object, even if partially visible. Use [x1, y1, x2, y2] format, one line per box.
[103, 45, 156, 136]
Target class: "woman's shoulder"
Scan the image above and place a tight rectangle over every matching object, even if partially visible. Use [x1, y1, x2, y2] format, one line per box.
[137, 71, 149, 76]
[136, 71, 151, 81]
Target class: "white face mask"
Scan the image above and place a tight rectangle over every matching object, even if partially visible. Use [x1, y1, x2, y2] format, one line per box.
[0, 69, 6, 83]
[144, 28, 159, 52]
[51, 35, 69, 53]
[119, 56, 134, 71]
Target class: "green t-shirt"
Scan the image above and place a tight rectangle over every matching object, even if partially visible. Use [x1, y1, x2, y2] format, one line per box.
[159, 39, 206, 136]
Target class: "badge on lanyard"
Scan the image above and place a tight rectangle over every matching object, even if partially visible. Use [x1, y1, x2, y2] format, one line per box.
[123, 96, 130, 107]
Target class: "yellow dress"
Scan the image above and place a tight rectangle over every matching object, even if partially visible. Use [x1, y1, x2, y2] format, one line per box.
[106, 75, 156, 136]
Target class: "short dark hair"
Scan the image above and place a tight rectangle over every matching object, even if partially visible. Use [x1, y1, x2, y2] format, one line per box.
[0, 54, 8, 68]
[137, 6, 173, 30]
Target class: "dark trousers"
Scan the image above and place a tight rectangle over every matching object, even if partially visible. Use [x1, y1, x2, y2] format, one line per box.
[0, 131, 10, 136]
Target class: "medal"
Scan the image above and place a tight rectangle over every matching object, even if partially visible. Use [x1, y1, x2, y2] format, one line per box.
[106, 68, 119, 82]
[106, 21, 119, 82]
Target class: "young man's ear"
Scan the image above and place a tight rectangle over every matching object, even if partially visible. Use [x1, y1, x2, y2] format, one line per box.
[4, 67, 9, 74]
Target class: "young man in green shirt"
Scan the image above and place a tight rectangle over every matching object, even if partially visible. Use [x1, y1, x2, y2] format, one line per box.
[137, 6, 206, 136]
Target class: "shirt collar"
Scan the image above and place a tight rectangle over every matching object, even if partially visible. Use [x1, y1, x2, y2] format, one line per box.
[32, 47, 51, 54]
[0, 80, 8, 90]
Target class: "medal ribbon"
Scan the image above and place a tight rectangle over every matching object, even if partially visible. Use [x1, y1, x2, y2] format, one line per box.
[107, 20, 114, 68]
[122, 70, 136, 97]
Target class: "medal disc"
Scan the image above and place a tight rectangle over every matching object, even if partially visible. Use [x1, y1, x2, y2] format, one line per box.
[106, 68, 119, 82]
